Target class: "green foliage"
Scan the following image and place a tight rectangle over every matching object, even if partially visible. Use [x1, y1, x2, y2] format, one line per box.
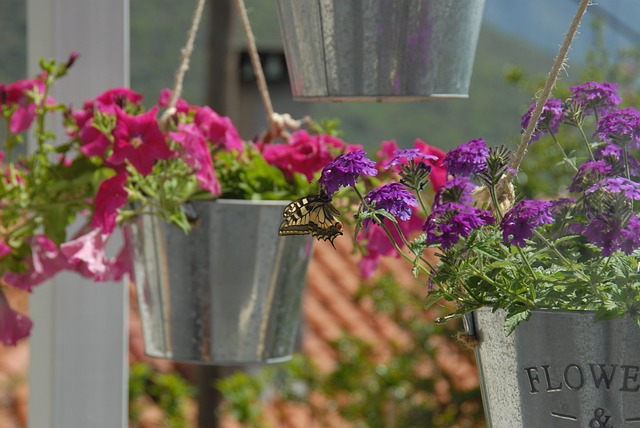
[128, 363, 195, 428]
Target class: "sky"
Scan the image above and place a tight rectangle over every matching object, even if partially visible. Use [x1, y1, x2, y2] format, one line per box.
[483, 0, 640, 59]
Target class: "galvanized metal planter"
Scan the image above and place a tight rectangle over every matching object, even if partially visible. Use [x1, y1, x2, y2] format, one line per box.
[129, 199, 313, 365]
[466, 308, 640, 428]
[275, 0, 485, 101]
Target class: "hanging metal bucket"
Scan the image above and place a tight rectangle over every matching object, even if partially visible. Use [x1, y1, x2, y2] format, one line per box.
[465, 308, 640, 428]
[275, 0, 485, 101]
[129, 199, 313, 365]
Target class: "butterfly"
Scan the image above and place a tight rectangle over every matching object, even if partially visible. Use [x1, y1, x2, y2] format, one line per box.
[278, 189, 344, 246]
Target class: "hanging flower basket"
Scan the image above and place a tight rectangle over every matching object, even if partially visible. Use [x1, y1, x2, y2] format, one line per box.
[275, 0, 486, 101]
[466, 308, 640, 428]
[129, 199, 313, 364]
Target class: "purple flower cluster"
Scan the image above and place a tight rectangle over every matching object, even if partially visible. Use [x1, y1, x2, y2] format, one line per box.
[433, 177, 475, 206]
[500, 200, 554, 247]
[424, 202, 495, 249]
[577, 215, 640, 257]
[521, 98, 564, 142]
[584, 177, 640, 200]
[443, 139, 489, 176]
[319, 150, 378, 197]
[385, 148, 437, 169]
[567, 160, 614, 193]
[364, 183, 418, 221]
[595, 108, 640, 149]
[569, 81, 622, 116]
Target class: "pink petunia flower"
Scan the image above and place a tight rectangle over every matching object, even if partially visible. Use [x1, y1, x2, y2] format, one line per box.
[3, 77, 46, 134]
[413, 139, 447, 192]
[109, 107, 175, 176]
[358, 214, 425, 278]
[158, 88, 191, 114]
[60, 228, 132, 282]
[261, 130, 342, 181]
[94, 87, 143, 114]
[0, 242, 11, 259]
[194, 106, 243, 152]
[91, 172, 129, 234]
[170, 123, 221, 195]
[0, 289, 32, 346]
[3, 236, 69, 291]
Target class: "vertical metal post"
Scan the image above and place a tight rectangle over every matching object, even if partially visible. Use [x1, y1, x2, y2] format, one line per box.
[26, 1, 129, 427]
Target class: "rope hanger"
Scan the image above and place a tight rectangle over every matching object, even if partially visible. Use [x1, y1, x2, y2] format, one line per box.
[159, 0, 302, 140]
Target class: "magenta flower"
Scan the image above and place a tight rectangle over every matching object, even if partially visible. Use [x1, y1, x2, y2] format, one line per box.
[364, 183, 418, 221]
[444, 138, 489, 177]
[170, 123, 221, 195]
[261, 130, 340, 181]
[79, 122, 112, 158]
[414, 139, 447, 192]
[3, 236, 69, 291]
[0, 242, 11, 259]
[569, 81, 621, 116]
[424, 202, 495, 249]
[318, 150, 378, 197]
[500, 200, 554, 247]
[109, 107, 175, 176]
[60, 228, 132, 282]
[358, 215, 424, 278]
[376, 140, 400, 170]
[158, 88, 190, 114]
[0, 289, 32, 346]
[595, 108, 640, 149]
[194, 106, 243, 152]
[3, 77, 46, 134]
[91, 172, 129, 234]
[94, 87, 143, 113]
[521, 98, 564, 141]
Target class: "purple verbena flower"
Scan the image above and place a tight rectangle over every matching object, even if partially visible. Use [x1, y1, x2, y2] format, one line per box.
[500, 200, 554, 247]
[620, 216, 640, 255]
[364, 183, 418, 221]
[569, 81, 622, 116]
[443, 138, 489, 176]
[385, 148, 437, 169]
[594, 143, 640, 178]
[423, 202, 495, 249]
[595, 107, 640, 149]
[568, 160, 614, 193]
[433, 177, 475, 207]
[585, 177, 640, 200]
[521, 98, 564, 141]
[318, 150, 378, 197]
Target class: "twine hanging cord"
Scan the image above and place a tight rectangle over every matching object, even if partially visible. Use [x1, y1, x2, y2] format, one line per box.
[497, 0, 591, 203]
[159, 0, 207, 132]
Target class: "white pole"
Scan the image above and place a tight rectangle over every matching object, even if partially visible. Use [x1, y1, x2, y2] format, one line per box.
[26, 1, 129, 427]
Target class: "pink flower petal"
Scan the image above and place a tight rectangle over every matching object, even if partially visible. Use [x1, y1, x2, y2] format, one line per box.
[0, 290, 32, 346]
[91, 172, 128, 234]
[3, 236, 69, 291]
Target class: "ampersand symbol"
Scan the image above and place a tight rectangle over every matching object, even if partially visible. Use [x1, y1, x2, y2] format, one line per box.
[589, 408, 612, 428]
